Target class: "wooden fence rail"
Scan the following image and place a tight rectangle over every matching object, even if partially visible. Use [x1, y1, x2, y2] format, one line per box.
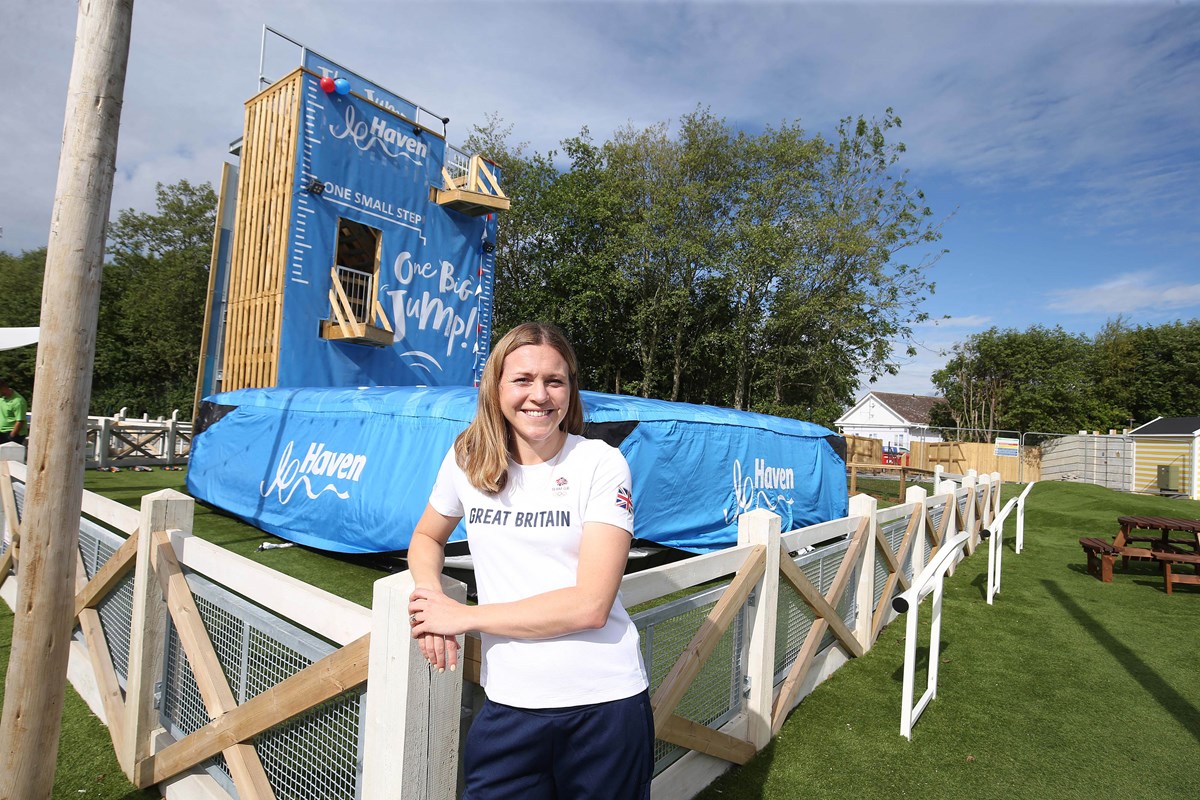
[85, 411, 192, 469]
[0, 461, 1019, 800]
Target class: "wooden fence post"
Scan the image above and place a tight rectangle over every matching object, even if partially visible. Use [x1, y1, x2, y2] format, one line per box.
[123, 489, 194, 782]
[0, 2, 134, 795]
[362, 570, 466, 800]
[849, 494, 878, 651]
[0, 444, 23, 552]
[991, 472, 1003, 519]
[977, 473, 992, 533]
[905, 485, 928, 576]
[737, 508, 780, 749]
[961, 473, 978, 554]
[935, 479, 959, 574]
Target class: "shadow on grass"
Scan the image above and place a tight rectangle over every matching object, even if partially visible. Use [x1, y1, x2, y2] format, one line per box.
[1043, 580, 1200, 744]
[889, 639, 949, 684]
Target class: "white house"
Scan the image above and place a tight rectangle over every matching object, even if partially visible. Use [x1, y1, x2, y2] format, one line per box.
[835, 391, 948, 451]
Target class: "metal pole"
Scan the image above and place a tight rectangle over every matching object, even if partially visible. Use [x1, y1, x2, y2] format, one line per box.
[0, 1, 134, 796]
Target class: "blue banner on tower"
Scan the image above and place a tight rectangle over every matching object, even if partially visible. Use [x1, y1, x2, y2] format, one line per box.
[277, 71, 495, 388]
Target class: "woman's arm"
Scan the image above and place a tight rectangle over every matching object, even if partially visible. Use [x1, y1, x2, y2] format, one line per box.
[409, 521, 631, 641]
[408, 503, 460, 588]
[406, 503, 462, 670]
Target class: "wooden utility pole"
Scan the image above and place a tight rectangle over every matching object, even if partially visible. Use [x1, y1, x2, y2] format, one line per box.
[0, 1, 135, 797]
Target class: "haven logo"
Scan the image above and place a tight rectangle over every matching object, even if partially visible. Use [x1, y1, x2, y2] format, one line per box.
[261, 441, 368, 505]
[723, 457, 796, 524]
[328, 103, 429, 165]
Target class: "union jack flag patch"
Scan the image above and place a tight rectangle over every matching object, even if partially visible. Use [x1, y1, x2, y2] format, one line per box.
[615, 486, 634, 514]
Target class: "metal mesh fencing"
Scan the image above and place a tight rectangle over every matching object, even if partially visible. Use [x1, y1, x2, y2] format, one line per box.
[873, 514, 914, 610]
[633, 583, 746, 775]
[926, 503, 944, 564]
[160, 572, 365, 800]
[76, 514, 136, 685]
[774, 538, 856, 684]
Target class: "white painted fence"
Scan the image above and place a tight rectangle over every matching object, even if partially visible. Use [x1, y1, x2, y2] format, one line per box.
[0, 460, 1030, 799]
[86, 409, 192, 469]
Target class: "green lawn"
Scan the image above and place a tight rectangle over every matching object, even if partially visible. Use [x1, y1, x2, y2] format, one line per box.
[696, 481, 1200, 800]
[4, 471, 1199, 798]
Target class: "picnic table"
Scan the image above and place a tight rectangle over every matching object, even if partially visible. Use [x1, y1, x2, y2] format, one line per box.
[1079, 515, 1200, 592]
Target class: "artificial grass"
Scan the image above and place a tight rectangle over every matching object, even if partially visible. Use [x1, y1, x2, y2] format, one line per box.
[81, 468, 395, 609]
[695, 481, 1200, 800]
[5, 471, 1198, 798]
[0, 603, 159, 799]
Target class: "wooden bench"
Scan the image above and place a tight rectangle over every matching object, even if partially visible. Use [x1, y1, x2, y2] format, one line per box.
[1079, 537, 1119, 582]
[1152, 549, 1200, 595]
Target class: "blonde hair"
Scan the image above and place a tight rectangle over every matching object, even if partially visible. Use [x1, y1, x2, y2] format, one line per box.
[455, 322, 584, 493]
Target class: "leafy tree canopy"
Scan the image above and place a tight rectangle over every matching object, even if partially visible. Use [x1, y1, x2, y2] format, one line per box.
[467, 108, 946, 427]
[931, 320, 1200, 439]
[0, 180, 216, 419]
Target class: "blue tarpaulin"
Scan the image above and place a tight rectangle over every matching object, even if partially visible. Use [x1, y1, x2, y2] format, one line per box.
[187, 386, 847, 553]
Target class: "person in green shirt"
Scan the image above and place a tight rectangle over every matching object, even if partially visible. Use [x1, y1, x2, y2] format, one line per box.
[0, 380, 28, 446]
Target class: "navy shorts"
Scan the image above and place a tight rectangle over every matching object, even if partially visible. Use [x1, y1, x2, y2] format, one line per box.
[463, 689, 654, 800]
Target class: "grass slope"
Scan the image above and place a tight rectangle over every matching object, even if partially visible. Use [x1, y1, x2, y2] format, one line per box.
[4, 472, 1199, 798]
[81, 469, 396, 608]
[696, 482, 1200, 800]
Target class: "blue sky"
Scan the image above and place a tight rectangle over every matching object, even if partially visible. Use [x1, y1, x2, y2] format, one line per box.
[2, 1, 1197, 399]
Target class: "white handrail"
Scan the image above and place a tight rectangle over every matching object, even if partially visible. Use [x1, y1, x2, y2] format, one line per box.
[1014, 482, 1036, 554]
[892, 529, 972, 740]
[983, 497, 1019, 605]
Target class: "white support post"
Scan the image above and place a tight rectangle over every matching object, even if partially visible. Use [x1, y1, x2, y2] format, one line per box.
[0, 442, 26, 466]
[362, 570, 466, 800]
[166, 413, 179, 466]
[991, 472, 1002, 519]
[849, 494, 878, 652]
[0, 445, 22, 551]
[961, 473, 978, 553]
[893, 529, 972, 739]
[123, 489, 194, 783]
[933, 464, 944, 485]
[979, 473, 993, 531]
[905, 485, 928, 577]
[737, 508, 781, 750]
[985, 498, 1019, 605]
[0, 441, 24, 546]
[1015, 482, 1035, 554]
[98, 416, 112, 469]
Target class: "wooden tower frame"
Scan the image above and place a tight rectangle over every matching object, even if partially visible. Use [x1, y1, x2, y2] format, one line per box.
[221, 69, 303, 391]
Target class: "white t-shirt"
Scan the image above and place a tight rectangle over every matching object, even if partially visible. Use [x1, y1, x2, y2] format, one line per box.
[428, 434, 649, 708]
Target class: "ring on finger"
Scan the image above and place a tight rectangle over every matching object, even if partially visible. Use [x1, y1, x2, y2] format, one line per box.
[409, 613, 417, 624]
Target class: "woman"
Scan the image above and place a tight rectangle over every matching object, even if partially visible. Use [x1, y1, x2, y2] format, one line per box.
[407, 322, 653, 799]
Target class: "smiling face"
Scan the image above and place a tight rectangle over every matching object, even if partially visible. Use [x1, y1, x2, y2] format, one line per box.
[499, 343, 571, 464]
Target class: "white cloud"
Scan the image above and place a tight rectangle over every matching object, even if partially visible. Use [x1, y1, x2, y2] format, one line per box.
[924, 315, 993, 329]
[1046, 271, 1200, 315]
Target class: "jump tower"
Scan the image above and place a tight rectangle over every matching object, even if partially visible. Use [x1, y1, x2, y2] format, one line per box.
[195, 29, 507, 406]
[189, 30, 847, 555]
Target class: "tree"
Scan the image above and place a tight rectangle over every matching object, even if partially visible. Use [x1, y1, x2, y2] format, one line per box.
[0, 248, 47, 394]
[932, 325, 1115, 438]
[1097, 319, 1200, 424]
[468, 108, 946, 425]
[93, 179, 216, 416]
